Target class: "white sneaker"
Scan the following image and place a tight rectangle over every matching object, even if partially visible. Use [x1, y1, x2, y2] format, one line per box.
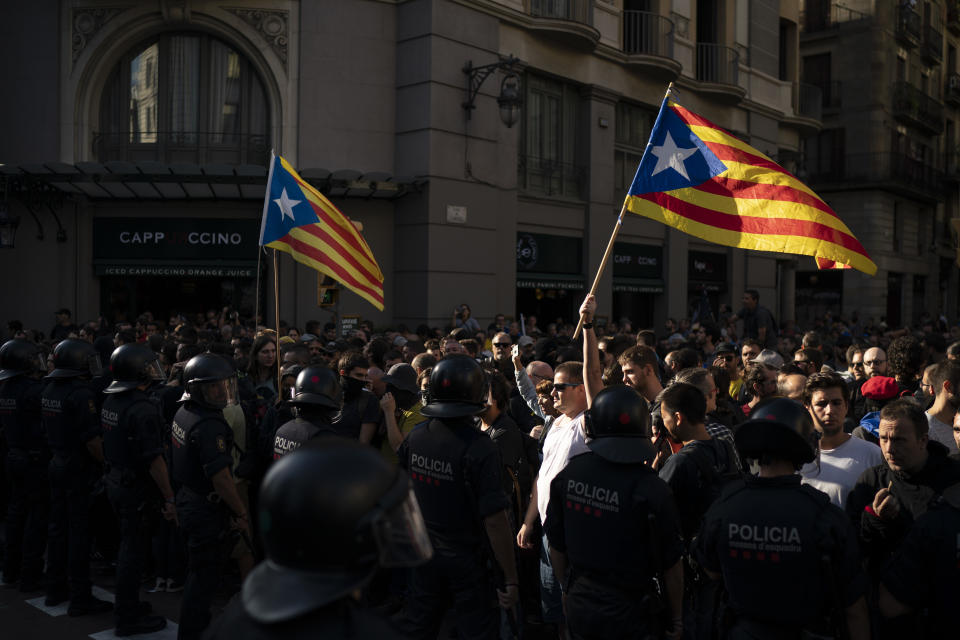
[147, 577, 166, 593]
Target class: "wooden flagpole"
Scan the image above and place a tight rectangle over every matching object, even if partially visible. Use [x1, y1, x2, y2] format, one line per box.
[273, 248, 281, 394]
[572, 81, 674, 341]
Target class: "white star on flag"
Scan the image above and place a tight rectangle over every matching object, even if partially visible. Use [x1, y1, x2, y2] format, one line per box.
[650, 132, 699, 180]
[273, 188, 301, 222]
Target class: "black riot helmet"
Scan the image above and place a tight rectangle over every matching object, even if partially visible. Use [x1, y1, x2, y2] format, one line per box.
[0, 339, 45, 381]
[584, 384, 655, 464]
[243, 439, 432, 624]
[104, 344, 166, 394]
[735, 397, 817, 466]
[46, 339, 103, 380]
[180, 353, 238, 409]
[420, 354, 486, 418]
[289, 366, 342, 409]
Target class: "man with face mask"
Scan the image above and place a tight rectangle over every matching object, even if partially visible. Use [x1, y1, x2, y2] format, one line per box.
[333, 352, 380, 443]
[379, 363, 426, 465]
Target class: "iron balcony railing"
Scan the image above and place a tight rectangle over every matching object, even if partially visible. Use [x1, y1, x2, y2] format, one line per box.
[799, 1, 872, 33]
[795, 82, 823, 120]
[696, 43, 739, 86]
[94, 131, 269, 166]
[518, 155, 586, 200]
[529, 0, 592, 25]
[892, 81, 944, 134]
[896, 5, 922, 47]
[622, 10, 674, 58]
[808, 152, 943, 195]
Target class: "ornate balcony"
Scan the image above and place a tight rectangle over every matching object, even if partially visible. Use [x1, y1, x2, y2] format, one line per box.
[892, 81, 944, 135]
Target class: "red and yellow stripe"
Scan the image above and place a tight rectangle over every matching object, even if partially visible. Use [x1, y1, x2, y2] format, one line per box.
[267, 156, 385, 310]
[627, 100, 876, 276]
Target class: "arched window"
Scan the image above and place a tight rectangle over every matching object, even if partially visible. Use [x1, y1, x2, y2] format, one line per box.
[98, 33, 269, 165]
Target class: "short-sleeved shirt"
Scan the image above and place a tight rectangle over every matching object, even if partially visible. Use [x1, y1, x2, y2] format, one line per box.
[398, 418, 508, 553]
[537, 411, 589, 525]
[332, 389, 380, 440]
[545, 451, 682, 584]
[659, 437, 738, 542]
[42, 378, 101, 455]
[380, 400, 427, 465]
[926, 411, 959, 454]
[696, 475, 866, 628]
[800, 435, 883, 508]
[171, 403, 235, 495]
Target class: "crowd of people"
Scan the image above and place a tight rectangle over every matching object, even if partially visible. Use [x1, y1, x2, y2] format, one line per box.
[2, 289, 960, 639]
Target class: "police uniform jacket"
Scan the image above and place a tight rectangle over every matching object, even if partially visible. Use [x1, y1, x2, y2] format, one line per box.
[101, 389, 164, 488]
[696, 475, 866, 629]
[41, 378, 101, 459]
[170, 402, 234, 496]
[273, 417, 337, 460]
[544, 450, 683, 589]
[0, 375, 45, 453]
[397, 417, 509, 555]
[881, 494, 960, 638]
[484, 412, 526, 501]
[845, 440, 960, 572]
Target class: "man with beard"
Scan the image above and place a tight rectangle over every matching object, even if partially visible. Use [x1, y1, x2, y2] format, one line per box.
[924, 361, 960, 453]
[332, 352, 381, 443]
[800, 373, 882, 508]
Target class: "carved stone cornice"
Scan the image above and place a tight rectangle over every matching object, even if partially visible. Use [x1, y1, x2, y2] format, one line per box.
[224, 7, 288, 68]
[72, 6, 127, 66]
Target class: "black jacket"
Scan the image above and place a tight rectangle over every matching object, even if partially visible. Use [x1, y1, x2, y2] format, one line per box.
[845, 440, 960, 574]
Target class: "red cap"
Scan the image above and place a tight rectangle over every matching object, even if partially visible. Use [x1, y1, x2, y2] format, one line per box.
[861, 376, 899, 400]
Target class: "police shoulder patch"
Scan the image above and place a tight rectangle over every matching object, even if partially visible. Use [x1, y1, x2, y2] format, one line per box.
[216, 435, 227, 453]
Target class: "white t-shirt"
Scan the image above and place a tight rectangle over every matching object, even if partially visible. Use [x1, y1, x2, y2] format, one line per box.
[536, 411, 589, 525]
[926, 411, 959, 453]
[801, 435, 884, 508]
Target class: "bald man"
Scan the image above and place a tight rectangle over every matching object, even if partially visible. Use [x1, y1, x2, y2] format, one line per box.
[778, 373, 807, 402]
[863, 347, 888, 378]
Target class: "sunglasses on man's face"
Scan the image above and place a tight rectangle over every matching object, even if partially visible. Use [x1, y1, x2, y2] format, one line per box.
[493, 343, 511, 348]
[552, 382, 582, 391]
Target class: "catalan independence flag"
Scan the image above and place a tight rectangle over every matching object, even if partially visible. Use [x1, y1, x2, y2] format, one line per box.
[259, 153, 385, 310]
[626, 96, 876, 275]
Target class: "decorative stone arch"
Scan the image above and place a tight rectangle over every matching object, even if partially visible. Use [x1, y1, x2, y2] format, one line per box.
[65, 2, 298, 164]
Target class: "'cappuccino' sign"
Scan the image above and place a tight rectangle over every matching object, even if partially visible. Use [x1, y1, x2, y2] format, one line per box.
[94, 218, 260, 261]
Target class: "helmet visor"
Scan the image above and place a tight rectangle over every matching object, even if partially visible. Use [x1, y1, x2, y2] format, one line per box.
[87, 353, 104, 377]
[146, 359, 166, 382]
[195, 376, 238, 408]
[371, 487, 433, 568]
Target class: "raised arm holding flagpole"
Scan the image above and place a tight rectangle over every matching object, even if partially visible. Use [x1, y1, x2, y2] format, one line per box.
[573, 83, 875, 340]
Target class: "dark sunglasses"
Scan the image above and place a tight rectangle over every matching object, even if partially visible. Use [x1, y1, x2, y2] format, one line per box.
[553, 382, 582, 391]
[493, 343, 511, 348]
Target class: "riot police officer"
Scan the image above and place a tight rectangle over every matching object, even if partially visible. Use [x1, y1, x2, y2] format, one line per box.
[101, 344, 177, 636]
[544, 384, 684, 640]
[272, 366, 341, 460]
[42, 338, 113, 615]
[170, 353, 248, 640]
[0, 339, 48, 591]
[695, 398, 870, 640]
[206, 439, 433, 638]
[398, 354, 520, 640]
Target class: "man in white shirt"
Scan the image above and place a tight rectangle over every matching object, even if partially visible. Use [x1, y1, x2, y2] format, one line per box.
[924, 360, 960, 453]
[516, 360, 588, 637]
[801, 372, 883, 508]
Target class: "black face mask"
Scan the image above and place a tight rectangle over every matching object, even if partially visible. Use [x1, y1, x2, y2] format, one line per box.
[341, 376, 366, 398]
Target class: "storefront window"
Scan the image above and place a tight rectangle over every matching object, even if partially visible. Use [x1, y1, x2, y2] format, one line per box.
[98, 33, 270, 165]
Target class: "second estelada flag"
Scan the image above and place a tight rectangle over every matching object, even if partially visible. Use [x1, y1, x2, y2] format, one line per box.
[626, 97, 876, 276]
[259, 153, 385, 310]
